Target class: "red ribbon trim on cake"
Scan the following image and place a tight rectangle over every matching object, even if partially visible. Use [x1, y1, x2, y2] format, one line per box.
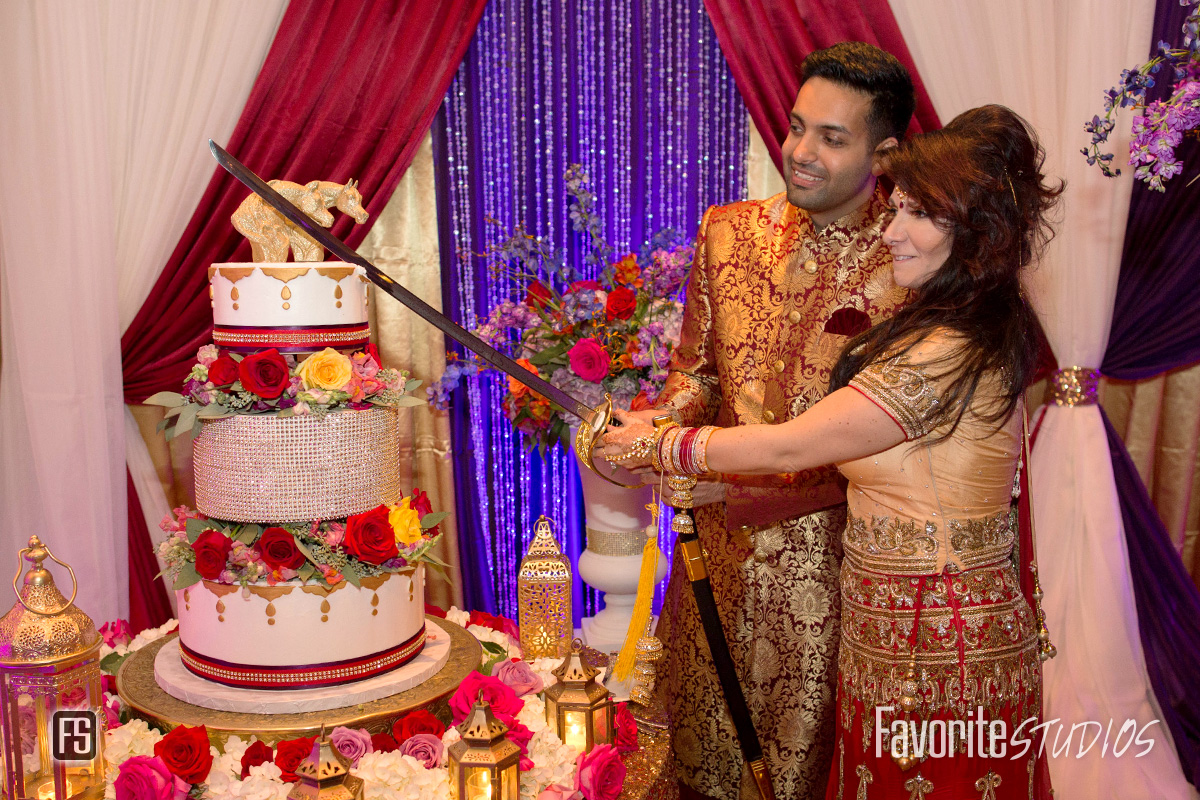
[179, 626, 426, 689]
[213, 323, 370, 353]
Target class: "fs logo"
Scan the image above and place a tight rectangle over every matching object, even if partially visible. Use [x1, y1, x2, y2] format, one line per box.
[50, 710, 100, 762]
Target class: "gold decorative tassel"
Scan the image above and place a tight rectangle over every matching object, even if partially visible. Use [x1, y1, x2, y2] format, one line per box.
[612, 500, 660, 682]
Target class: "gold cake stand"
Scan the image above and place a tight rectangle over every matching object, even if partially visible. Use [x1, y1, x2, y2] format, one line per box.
[117, 616, 481, 748]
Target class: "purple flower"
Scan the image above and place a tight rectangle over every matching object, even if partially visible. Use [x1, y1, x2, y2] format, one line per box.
[493, 658, 544, 697]
[114, 755, 189, 800]
[397, 733, 444, 769]
[329, 726, 372, 768]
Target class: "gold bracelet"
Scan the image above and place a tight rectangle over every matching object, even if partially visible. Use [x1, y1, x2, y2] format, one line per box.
[651, 420, 679, 472]
[693, 425, 718, 474]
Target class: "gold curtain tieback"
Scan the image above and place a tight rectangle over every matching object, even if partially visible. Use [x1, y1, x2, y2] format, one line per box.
[1047, 366, 1100, 406]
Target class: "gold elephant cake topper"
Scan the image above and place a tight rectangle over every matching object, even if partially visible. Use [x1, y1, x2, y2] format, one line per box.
[232, 179, 369, 263]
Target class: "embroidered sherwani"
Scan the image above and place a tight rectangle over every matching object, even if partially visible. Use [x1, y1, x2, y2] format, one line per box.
[654, 191, 907, 799]
[827, 333, 1049, 800]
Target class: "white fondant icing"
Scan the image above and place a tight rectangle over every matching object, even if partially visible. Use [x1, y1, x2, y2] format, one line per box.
[210, 263, 368, 328]
[155, 619, 453, 713]
[176, 567, 425, 670]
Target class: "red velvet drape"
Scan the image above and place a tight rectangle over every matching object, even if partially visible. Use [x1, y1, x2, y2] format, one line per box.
[121, 0, 487, 629]
[703, 0, 941, 172]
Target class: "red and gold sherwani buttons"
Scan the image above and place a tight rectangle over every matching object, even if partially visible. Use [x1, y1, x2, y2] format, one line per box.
[773, 360, 785, 374]
[803, 259, 819, 274]
[787, 311, 801, 323]
[762, 409, 776, 423]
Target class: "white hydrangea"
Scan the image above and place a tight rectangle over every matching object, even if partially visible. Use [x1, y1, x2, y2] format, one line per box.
[444, 606, 470, 628]
[441, 727, 461, 748]
[528, 657, 563, 690]
[519, 728, 578, 798]
[207, 735, 257, 784]
[204, 761, 289, 800]
[103, 718, 163, 785]
[352, 751, 450, 800]
[516, 694, 548, 734]
[102, 619, 180, 659]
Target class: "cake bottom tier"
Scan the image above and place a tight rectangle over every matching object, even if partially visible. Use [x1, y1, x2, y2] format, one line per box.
[176, 567, 425, 690]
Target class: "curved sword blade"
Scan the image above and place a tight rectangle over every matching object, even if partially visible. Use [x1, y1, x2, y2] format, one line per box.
[208, 140, 592, 422]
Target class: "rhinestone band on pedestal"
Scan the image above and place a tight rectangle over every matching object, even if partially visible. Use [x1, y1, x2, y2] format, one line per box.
[584, 527, 648, 557]
[193, 407, 401, 523]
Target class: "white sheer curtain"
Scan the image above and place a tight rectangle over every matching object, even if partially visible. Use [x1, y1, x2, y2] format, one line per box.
[889, 2, 1196, 797]
[0, 0, 284, 621]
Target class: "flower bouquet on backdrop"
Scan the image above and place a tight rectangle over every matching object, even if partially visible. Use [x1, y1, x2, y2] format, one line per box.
[155, 489, 448, 591]
[146, 343, 424, 440]
[427, 166, 693, 452]
[1083, 0, 1200, 189]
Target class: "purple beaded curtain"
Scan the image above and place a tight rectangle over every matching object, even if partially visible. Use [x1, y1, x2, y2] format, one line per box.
[432, 0, 747, 619]
[1098, 0, 1200, 784]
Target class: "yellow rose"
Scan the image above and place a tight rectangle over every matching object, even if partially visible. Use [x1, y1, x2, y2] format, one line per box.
[296, 347, 354, 391]
[389, 498, 424, 546]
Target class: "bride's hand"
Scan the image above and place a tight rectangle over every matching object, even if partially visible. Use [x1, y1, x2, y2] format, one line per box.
[595, 408, 659, 471]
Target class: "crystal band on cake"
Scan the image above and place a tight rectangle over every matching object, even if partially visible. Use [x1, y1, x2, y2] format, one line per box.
[212, 323, 370, 353]
[193, 407, 401, 522]
[179, 626, 427, 689]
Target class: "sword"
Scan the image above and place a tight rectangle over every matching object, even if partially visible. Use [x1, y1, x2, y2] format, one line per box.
[208, 140, 632, 487]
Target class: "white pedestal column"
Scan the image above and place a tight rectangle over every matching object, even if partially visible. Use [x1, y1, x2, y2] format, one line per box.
[573, 450, 668, 655]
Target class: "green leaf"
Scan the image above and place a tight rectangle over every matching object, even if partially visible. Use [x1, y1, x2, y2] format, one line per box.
[234, 525, 260, 545]
[196, 404, 234, 419]
[229, 353, 245, 362]
[420, 512, 449, 529]
[297, 562, 316, 582]
[185, 518, 210, 544]
[191, 418, 204, 439]
[404, 378, 422, 393]
[481, 641, 507, 656]
[293, 537, 317, 564]
[341, 562, 361, 588]
[419, 550, 450, 569]
[163, 405, 185, 419]
[100, 651, 128, 676]
[174, 402, 199, 434]
[391, 396, 426, 408]
[528, 340, 571, 366]
[172, 562, 202, 590]
[144, 391, 184, 408]
[155, 418, 170, 434]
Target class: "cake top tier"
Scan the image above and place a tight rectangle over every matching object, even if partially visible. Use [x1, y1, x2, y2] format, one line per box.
[209, 264, 369, 354]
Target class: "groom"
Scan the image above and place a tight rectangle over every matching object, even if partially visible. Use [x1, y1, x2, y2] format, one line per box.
[636, 42, 915, 799]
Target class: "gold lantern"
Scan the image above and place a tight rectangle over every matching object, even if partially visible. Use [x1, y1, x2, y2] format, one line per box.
[0, 537, 106, 800]
[543, 639, 614, 753]
[447, 702, 521, 800]
[517, 516, 572, 660]
[287, 726, 363, 800]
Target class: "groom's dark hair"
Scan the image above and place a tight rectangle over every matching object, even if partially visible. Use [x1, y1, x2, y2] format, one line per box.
[801, 42, 916, 145]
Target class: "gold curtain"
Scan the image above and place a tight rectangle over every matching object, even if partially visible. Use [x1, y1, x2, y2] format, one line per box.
[130, 132, 463, 609]
[1100, 363, 1200, 588]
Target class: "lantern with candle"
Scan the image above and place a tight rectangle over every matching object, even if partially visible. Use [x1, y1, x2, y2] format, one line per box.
[447, 702, 521, 800]
[287, 726, 364, 800]
[516, 516, 572, 660]
[0, 536, 106, 800]
[543, 639, 614, 753]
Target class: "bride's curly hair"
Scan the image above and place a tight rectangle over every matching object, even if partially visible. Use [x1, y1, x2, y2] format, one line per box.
[830, 105, 1064, 438]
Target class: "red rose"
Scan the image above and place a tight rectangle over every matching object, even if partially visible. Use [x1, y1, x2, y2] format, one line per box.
[343, 506, 399, 564]
[567, 279, 602, 293]
[411, 488, 433, 519]
[448, 672, 524, 725]
[614, 702, 639, 753]
[424, 603, 447, 619]
[191, 530, 232, 581]
[568, 338, 611, 383]
[366, 343, 381, 366]
[239, 740, 273, 779]
[237, 348, 291, 399]
[469, 610, 519, 640]
[605, 286, 638, 321]
[274, 736, 316, 783]
[257, 527, 305, 571]
[207, 355, 239, 387]
[370, 732, 399, 753]
[392, 709, 446, 743]
[524, 282, 553, 310]
[153, 724, 213, 784]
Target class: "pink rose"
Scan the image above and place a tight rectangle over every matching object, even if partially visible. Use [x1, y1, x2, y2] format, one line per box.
[574, 744, 625, 800]
[352, 352, 380, 379]
[196, 344, 219, 367]
[397, 733, 444, 769]
[100, 619, 134, 647]
[448, 672, 524, 725]
[614, 703, 638, 754]
[114, 755, 189, 800]
[105, 695, 122, 729]
[539, 786, 583, 800]
[330, 726, 372, 768]
[499, 717, 535, 770]
[568, 338, 611, 383]
[494, 659, 543, 697]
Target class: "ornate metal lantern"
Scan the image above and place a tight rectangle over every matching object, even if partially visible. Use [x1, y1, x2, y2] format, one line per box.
[517, 516, 572, 660]
[543, 639, 614, 753]
[0, 536, 106, 800]
[447, 702, 521, 800]
[286, 726, 364, 800]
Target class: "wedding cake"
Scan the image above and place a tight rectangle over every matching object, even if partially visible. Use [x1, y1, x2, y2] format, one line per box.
[150, 183, 441, 693]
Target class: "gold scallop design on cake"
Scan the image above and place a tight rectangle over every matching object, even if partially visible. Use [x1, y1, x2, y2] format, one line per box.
[183, 589, 190, 611]
[408, 579, 414, 602]
[335, 284, 343, 309]
[216, 599, 225, 622]
[281, 285, 292, 311]
[320, 598, 330, 622]
[231, 286, 239, 311]
[266, 601, 276, 625]
[371, 593, 379, 617]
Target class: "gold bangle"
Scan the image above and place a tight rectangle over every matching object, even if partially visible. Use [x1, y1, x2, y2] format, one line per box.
[693, 425, 718, 474]
[651, 420, 679, 472]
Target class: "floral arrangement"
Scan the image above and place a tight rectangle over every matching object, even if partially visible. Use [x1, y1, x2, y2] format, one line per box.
[428, 166, 692, 451]
[155, 489, 447, 590]
[147, 344, 424, 440]
[1083, 0, 1200, 190]
[100, 610, 639, 800]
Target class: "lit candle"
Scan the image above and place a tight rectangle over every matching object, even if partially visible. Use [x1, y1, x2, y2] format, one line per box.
[563, 709, 587, 751]
[36, 778, 73, 799]
[466, 770, 493, 800]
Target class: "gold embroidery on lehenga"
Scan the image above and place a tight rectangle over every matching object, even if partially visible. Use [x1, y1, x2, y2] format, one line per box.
[844, 509, 1013, 575]
[976, 770, 1002, 800]
[905, 772, 934, 800]
[837, 739, 845, 800]
[850, 355, 940, 440]
[856, 764, 874, 800]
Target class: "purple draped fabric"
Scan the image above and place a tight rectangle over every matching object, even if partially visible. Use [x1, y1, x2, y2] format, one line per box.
[1100, 0, 1200, 785]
